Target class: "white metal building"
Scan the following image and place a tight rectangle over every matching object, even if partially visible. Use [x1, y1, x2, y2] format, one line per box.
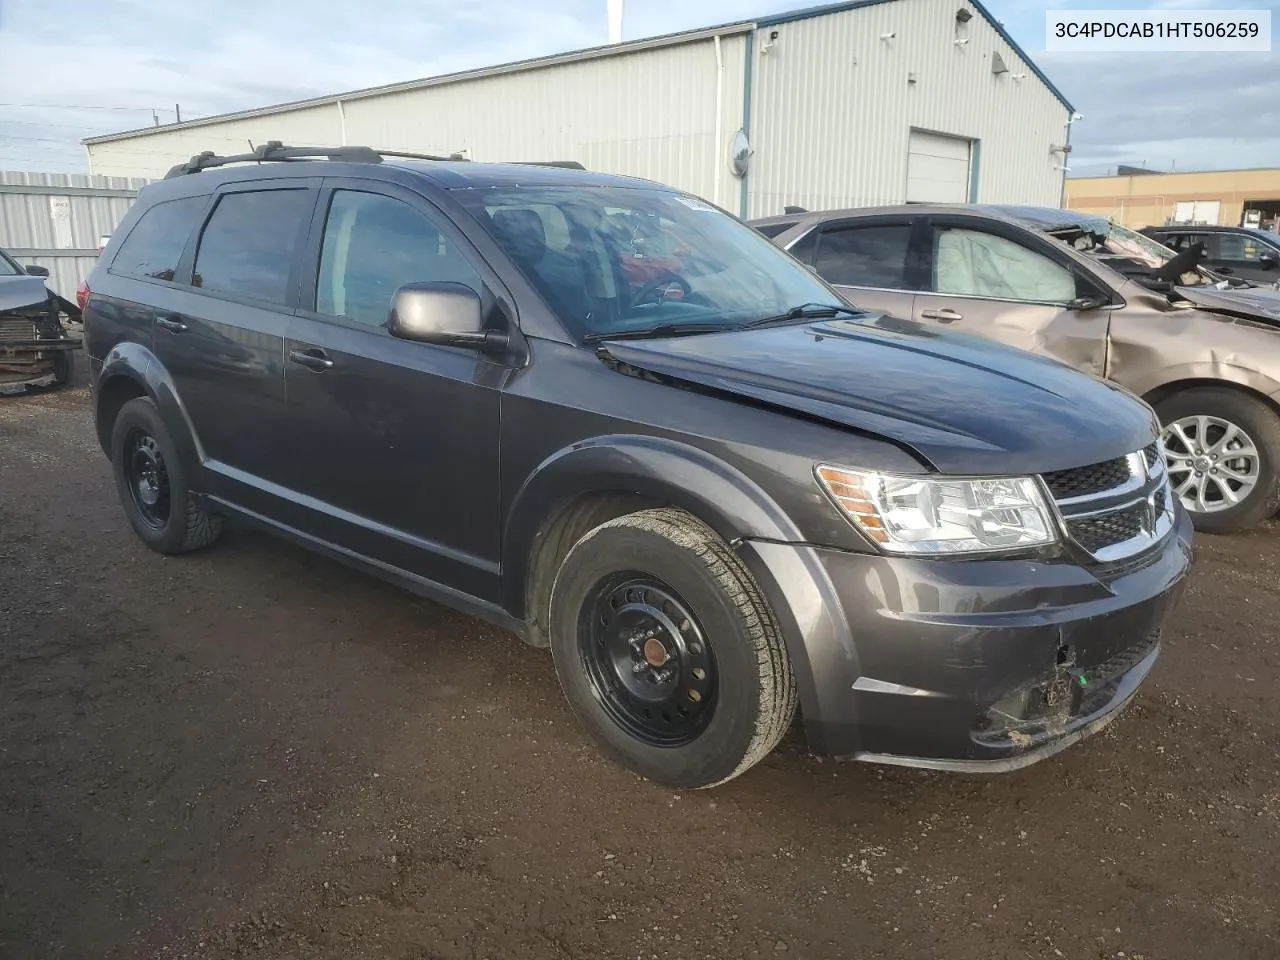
[83, 0, 1074, 219]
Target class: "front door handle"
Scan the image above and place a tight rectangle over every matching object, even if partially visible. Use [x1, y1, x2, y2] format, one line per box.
[920, 308, 963, 323]
[288, 347, 335, 371]
[156, 316, 188, 334]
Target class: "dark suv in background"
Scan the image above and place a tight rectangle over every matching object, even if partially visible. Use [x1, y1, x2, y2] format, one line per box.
[1140, 225, 1280, 287]
[83, 145, 1191, 788]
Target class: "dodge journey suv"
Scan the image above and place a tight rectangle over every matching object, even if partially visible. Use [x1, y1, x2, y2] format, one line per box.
[83, 144, 1192, 788]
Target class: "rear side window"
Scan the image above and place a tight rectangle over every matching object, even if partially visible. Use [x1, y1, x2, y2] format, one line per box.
[815, 225, 913, 288]
[111, 195, 205, 281]
[193, 189, 313, 304]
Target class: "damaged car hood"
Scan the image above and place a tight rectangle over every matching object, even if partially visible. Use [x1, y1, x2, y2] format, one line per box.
[599, 314, 1158, 475]
[0, 275, 51, 313]
[1174, 284, 1280, 322]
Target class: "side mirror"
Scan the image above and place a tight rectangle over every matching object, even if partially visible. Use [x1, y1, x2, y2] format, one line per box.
[1260, 251, 1279, 268]
[386, 282, 508, 352]
[24, 265, 50, 278]
[1067, 293, 1109, 311]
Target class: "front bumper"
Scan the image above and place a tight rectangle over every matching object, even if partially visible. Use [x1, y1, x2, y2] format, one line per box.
[740, 506, 1193, 770]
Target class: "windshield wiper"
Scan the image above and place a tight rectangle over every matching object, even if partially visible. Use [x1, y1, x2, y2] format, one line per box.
[747, 302, 863, 327]
[583, 323, 736, 343]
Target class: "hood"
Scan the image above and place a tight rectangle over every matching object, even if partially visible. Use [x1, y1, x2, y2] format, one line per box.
[600, 314, 1158, 476]
[0, 275, 51, 314]
[1174, 283, 1280, 322]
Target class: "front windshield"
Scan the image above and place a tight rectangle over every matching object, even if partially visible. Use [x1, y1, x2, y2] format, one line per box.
[1049, 220, 1214, 287]
[0, 251, 22, 277]
[456, 186, 836, 338]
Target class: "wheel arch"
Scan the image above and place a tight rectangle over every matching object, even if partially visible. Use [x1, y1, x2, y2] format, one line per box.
[503, 435, 807, 647]
[94, 341, 202, 479]
[1143, 376, 1280, 418]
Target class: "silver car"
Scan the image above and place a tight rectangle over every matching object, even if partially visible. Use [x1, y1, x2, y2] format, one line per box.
[753, 204, 1280, 534]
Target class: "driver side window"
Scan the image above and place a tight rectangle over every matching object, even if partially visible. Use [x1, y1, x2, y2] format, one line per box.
[933, 227, 1076, 303]
[316, 190, 482, 327]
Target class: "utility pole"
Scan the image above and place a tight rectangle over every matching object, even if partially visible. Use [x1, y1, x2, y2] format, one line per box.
[175, 103, 182, 123]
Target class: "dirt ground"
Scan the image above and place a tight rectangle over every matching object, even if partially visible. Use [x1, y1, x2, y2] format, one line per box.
[2, 369, 1278, 960]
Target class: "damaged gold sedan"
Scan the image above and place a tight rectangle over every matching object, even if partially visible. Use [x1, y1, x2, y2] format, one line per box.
[754, 204, 1280, 533]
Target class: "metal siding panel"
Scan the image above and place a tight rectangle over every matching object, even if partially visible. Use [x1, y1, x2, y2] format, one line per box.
[748, 0, 1068, 217]
[84, 39, 749, 211]
[0, 171, 150, 296]
[87, 104, 344, 179]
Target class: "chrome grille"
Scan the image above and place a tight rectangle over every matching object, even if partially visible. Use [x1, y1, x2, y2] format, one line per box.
[1041, 443, 1174, 562]
[1067, 502, 1147, 553]
[0, 318, 37, 343]
[1042, 456, 1133, 500]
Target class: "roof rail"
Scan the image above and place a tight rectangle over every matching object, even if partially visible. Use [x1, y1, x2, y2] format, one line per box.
[162, 141, 468, 179]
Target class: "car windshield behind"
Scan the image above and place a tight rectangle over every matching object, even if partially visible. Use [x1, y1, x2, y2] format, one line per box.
[1047, 219, 1218, 287]
[0, 250, 24, 277]
[456, 186, 836, 338]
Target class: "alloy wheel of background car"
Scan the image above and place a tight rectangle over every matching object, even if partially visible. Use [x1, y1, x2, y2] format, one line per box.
[1156, 387, 1280, 533]
[125, 429, 172, 530]
[1163, 415, 1260, 515]
[578, 574, 717, 747]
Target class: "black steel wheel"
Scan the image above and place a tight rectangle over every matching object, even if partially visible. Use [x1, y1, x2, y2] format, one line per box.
[124, 429, 171, 530]
[548, 508, 797, 789]
[109, 396, 223, 554]
[579, 575, 717, 747]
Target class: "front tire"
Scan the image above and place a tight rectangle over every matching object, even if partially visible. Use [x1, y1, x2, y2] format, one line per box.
[548, 508, 797, 788]
[110, 397, 223, 554]
[1156, 387, 1280, 533]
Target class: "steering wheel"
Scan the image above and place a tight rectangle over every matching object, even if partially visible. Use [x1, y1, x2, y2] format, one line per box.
[629, 272, 692, 308]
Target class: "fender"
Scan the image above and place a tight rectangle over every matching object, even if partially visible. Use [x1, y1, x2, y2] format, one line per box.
[96, 340, 204, 480]
[1122, 361, 1280, 406]
[502, 435, 807, 611]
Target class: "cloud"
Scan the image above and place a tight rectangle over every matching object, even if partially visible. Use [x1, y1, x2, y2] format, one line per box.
[1, 0, 1278, 179]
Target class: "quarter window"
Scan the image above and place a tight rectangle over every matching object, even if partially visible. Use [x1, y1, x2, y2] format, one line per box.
[193, 190, 313, 304]
[814, 225, 913, 288]
[933, 227, 1075, 303]
[316, 191, 483, 327]
[111, 195, 206, 282]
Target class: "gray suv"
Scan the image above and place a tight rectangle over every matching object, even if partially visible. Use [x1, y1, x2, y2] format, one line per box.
[83, 145, 1191, 787]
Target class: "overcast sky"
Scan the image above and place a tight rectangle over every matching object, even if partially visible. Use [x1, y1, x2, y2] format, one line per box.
[0, 0, 1277, 177]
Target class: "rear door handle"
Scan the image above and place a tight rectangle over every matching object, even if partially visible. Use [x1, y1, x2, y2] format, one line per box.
[920, 308, 963, 323]
[288, 347, 334, 371]
[156, 316, 188, 334]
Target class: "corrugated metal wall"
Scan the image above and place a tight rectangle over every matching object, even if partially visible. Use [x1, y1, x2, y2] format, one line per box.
[345, 36, 748, 211]
[86, 104, 344, 182]
[86, 36, 750, 212]
[0, 171, 149, 297]
[746, 0, 1070, 217]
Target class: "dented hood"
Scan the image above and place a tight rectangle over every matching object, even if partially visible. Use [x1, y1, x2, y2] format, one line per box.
[0, 275, 51, 314]
[1174, 284, 1280, 322]
[600, 315, 1158, 476]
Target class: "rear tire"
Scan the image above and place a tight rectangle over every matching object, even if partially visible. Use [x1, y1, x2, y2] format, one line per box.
[1156, 387, 1280, 534]
[548, 508, 797, 788]
[110, 397, 223, 554]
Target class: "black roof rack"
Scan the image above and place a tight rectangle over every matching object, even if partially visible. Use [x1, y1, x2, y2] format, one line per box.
[163, 141, 466, 178]
[163, 141, 587, 179]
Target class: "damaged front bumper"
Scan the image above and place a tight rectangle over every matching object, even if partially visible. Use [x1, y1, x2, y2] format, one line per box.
[0, 336, 82, 386]
[741, 506, 1193, 771]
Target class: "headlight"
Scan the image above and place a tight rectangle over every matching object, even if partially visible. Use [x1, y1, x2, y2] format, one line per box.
[816, 465, 1058, 556]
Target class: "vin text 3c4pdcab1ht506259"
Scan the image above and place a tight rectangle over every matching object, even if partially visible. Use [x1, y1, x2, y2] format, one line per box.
[82, 144, 1192, 788]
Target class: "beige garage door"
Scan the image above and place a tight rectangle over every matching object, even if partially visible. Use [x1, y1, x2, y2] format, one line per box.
[906, 131, 972, 204]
